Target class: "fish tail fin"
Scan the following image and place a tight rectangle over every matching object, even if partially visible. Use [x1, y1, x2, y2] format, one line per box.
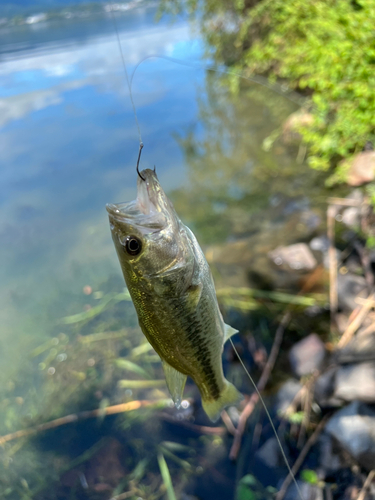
[202, 380, 243, 423]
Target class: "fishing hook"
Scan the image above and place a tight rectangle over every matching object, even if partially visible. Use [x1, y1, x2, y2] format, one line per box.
[136, 142, 145, 181]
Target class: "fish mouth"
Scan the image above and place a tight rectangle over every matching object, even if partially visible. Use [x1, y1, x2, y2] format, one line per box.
[106, 200, 140, 221]
[106, 169, 167, 230]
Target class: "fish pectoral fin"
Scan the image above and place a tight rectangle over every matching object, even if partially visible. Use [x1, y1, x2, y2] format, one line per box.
[224, 323, 239, 342]
[162, 361, 187, 408]
[186, 282, 203, 311]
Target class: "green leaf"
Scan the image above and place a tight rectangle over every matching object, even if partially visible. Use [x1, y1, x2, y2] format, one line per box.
[301, 469, 319, 485]
[240, 475, 258, 487]
[288, 411, 305, 424]
[237, 485, 257, 500]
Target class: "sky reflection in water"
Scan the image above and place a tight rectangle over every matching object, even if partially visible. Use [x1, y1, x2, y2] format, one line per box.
[0, 8, 203, 380]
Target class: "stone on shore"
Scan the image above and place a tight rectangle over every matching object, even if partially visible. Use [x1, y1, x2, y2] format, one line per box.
[255, 437, 286, 468]
[337, 273, 368, 311]
[314, 366, 341, 408]
[289, 333, 326, 377]
[269, 243, 317, 271]
[335, 332, 375, 364]
[334, 362, 375, 403]
[275, 379, 302, 414]
[325, 401, 375, 470]
[283, 480, 323, 500]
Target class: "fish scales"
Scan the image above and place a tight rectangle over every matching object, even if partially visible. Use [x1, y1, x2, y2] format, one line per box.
[107, 168, 242, 421]
[134, 289, 223, 401]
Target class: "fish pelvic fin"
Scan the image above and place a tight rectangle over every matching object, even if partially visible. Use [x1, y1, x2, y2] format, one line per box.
[202, 380, 243, 422]
[224, 323, 238, 343]
[162, 360, 187, 408]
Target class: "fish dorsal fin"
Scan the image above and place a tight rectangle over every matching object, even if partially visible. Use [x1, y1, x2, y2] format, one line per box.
[224, 323, 238, 342]
[162, 360, 187, 408]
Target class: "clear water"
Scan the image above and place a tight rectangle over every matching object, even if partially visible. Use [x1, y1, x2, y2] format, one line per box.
[0, 6, 342, 499]
[0, 7, 204, 379]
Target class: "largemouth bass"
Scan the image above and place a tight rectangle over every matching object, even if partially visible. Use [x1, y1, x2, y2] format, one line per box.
[106, 168, 242, 421]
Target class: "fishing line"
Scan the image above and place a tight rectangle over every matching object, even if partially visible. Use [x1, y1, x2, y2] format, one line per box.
[109, 5, 143, 147]
[229, 338, 304, 500]
[109, 14, 303, 498]
[130, 54, 305, 107]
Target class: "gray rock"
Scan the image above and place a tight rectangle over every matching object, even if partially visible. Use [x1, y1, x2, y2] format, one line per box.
[335, 313, 349, 334]
[334, 362, 375, 403]
[314, 366, 340, 408]
[275, 379, 302, 414]
[282, 480, 324, 500]
[309, 236, 329, 253]
[337, 273, 368, 311]
[317, 432, 344, 474]
[289, 334, 326, 377]
[346, 189, 364, 203]
[269, 243, 317, 271]
[335, 332, 375, 364]
[255, 437, 285, 468]
[322, 248, 340, 270]
[325, 401, 375, 470]
[341, 207, 360, 228]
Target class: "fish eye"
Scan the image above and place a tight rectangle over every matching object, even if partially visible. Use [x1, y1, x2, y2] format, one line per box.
[125, 235, 142, 256]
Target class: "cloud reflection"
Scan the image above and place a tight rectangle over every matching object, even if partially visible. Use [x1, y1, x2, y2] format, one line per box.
[0, 19, 192, 128]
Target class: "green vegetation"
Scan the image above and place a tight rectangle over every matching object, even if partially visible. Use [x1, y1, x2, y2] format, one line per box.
[161, 0, 375, 186]
[236, 474, 277, 500]
[0, 275, 328, 499]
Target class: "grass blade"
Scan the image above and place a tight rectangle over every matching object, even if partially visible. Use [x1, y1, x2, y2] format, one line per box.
[115, 359, 151, 379]
[60, 290, 132, 325]
[118, 380, 165, 389]
[157, 452, 177, 500]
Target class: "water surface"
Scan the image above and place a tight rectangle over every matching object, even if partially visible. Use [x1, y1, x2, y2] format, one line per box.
[0, 7, 203, 381]
[0, 7, 341, 499]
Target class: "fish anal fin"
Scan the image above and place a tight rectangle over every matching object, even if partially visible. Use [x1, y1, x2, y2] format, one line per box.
[202, 380, 243, 422]
[162, 361, 187, 408]
[224, 323, 238, 342]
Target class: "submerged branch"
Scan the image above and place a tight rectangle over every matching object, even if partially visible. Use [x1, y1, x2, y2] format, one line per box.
[275, 416, 329, 500]
[0, 400, 164, 446]
[358, 469, 375, 500]
[229, 311, 290, 460]
[337, 292, 375, 348]
[229, 266, 325, 460]
[160, 413, 226, 436]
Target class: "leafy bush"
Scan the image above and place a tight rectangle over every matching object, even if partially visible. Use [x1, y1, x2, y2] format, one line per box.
[160, 0, 375, 180]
